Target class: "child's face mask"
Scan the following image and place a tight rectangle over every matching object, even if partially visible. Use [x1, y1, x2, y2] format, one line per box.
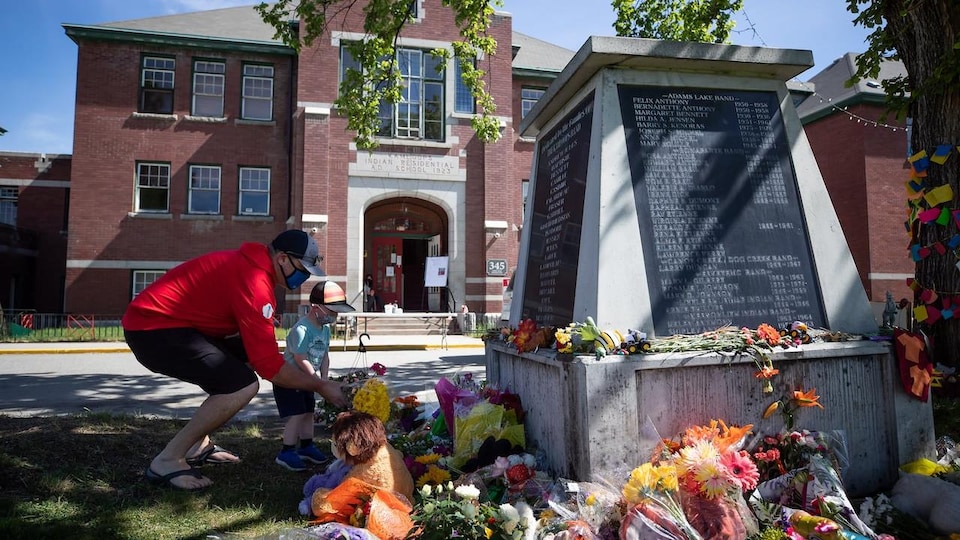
[314, 307, 337, 326]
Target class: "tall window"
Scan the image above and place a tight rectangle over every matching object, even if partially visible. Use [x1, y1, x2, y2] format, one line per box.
[188, 165, 221, 214]
[521, 179, 529, 223]
[521, 87, 546, 119]
[239, 167, 270, 215]
[341, 46, 445, 141]
[0, 187, 17, 226]
[135, 162, 170, 213]
[192, 60, 225, 117]
[454, 58, 475, 114]
[242, 64, 274, 120]
[140, 56, 175, 114]
[132, 270, 165, 298]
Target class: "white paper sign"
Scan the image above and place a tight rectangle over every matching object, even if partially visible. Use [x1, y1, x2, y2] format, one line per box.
[385, 266, 395, 277]
[424, 256, 449, 287]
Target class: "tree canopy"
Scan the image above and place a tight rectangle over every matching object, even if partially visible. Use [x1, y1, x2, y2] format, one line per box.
[611, 0, 743, 43]
[255, 0, 503, 149]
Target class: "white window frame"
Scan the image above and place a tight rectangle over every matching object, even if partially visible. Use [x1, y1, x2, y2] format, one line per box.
[135, 162, 171, 213]
[238, 167, 271, 216]
[132, 270, 165, 298]
[188, 165, 221, 214]
[454, 57, 475, 114]
[192, 60, 225, 117]
[521, 87, 546, 119]
[140, 56, 175, 114]
[242, 64, 274, 121]
[340, 45, 445, 141]
[0, 187, 17, 226]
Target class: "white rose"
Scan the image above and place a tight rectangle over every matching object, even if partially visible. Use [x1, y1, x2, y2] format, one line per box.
[420, 484, 432, 497]
[455, 484, 481, 500]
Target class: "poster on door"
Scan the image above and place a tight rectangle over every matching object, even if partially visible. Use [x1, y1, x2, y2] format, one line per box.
[424, 256, 449, 287]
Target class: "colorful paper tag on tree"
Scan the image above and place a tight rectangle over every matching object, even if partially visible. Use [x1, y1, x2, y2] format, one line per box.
[893, 329, 934, 402]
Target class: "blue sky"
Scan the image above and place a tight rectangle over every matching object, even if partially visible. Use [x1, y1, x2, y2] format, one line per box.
[0, 0, 869, 155]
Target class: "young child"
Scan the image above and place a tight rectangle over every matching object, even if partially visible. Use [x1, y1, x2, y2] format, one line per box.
[274, 280, 355, 471]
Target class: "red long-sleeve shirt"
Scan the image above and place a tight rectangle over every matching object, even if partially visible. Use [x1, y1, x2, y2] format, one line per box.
[121, 242, 285, 379]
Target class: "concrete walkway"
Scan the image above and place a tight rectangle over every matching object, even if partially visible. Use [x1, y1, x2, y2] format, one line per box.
[0, 334, 485, 355]
[0, 335, 488, 419]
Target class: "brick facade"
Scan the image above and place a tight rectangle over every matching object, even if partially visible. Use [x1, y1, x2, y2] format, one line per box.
[57, 1, 547, 317]
[802, 103, 912, 302]
[0, 152, 71, 312]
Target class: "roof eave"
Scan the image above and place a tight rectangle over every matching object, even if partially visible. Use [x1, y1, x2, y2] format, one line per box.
[800, 92, 889, 125]
[512, 67, 563, 79]
[62, 24, 295, 56]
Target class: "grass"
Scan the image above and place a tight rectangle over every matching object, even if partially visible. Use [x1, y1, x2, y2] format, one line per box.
[3, 393, 959, 540]
[0, 413, 326, 540]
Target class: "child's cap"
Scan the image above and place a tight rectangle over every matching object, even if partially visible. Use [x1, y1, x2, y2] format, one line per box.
[309, 281, 356, 312]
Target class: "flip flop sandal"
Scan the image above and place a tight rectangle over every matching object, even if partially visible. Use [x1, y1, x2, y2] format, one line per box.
[186, 444, 241, 467]
[145, 467, 208, 492]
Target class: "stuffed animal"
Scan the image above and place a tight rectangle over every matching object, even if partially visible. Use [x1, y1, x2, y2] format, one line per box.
[890, 473, 960, 535]
[313, 411, 415, 512]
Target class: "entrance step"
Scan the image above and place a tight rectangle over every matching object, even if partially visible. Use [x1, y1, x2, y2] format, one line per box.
[346, 313, 458, 336]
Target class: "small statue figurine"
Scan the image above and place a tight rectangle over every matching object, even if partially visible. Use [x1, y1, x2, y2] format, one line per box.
[883, 291, 898, 328]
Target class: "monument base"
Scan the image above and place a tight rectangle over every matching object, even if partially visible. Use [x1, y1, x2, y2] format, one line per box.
[484, 340, 934, 497]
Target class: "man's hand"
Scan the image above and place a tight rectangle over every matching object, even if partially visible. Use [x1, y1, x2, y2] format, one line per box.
[317, 379, 349, 408]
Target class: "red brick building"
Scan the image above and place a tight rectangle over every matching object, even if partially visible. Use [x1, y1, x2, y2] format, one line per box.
[0, 152, 71, 313]
[8, 7, 910, 322]
[796, 53, 912, 304]
[61, 2, 573, 317]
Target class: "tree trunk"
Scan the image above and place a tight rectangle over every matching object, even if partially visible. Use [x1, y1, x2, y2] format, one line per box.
[885, 1, 960, 365]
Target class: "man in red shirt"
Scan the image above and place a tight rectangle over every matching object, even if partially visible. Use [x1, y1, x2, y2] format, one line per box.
[122, 229, 348, 491]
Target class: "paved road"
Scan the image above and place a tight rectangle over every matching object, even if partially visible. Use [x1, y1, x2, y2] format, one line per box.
[0, 348, 486, 420]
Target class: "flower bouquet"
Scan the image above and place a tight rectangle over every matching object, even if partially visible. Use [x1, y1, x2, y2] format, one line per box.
[620, 462, 702, 540]
[635, 419, 761, 540]
[316, 368, 374, 427]
[408, 482, 533, 540]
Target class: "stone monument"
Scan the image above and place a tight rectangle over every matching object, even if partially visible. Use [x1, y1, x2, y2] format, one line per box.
[489, 36, 933, 496]
[509, 36, 877, 336]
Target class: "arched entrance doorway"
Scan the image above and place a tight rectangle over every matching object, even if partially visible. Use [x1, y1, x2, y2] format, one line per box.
[364, 197, 448, 312]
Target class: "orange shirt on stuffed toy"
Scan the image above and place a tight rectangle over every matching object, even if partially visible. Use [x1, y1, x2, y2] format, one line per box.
[316, 410, 415, 506]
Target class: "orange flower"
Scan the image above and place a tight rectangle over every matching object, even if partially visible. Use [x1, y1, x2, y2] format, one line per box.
[792, 387, 824, 409]
[756, 323, 781, 345]
[762, 401, 780, 419]
[754, 365, 780, 379]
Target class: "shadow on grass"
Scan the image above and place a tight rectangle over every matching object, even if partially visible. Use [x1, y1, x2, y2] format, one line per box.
[0, 414, 321, 540]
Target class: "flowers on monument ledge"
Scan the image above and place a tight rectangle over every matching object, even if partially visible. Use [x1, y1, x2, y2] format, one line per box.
[503, 318, 553, 353]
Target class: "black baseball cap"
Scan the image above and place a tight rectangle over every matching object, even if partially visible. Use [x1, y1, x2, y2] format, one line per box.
[271, 230, 324, 275]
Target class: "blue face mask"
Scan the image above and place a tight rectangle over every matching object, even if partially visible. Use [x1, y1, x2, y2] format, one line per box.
[282, 257, 311, 290]
[316, 313, 337, 326]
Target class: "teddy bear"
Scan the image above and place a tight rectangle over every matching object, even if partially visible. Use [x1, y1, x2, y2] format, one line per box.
[311, 411, 415, 514]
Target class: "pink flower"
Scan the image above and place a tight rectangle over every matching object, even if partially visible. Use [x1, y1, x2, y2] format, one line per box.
[370, 362, 387, 376]
[720, 450, 760, 491]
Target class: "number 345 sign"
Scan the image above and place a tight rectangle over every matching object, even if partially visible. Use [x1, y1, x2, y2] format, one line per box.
[486, 259, 507, 277]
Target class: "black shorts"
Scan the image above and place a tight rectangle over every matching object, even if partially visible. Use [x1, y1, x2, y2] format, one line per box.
[124, 327, 258, 395]
[272, 383, 316, 418]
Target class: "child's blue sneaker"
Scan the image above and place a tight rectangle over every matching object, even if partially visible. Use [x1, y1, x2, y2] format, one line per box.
[297, 444, 328, 464]
[275, 449, 307, 471]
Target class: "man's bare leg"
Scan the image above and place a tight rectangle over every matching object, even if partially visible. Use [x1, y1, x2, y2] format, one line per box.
[148, 380, 259, 490]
